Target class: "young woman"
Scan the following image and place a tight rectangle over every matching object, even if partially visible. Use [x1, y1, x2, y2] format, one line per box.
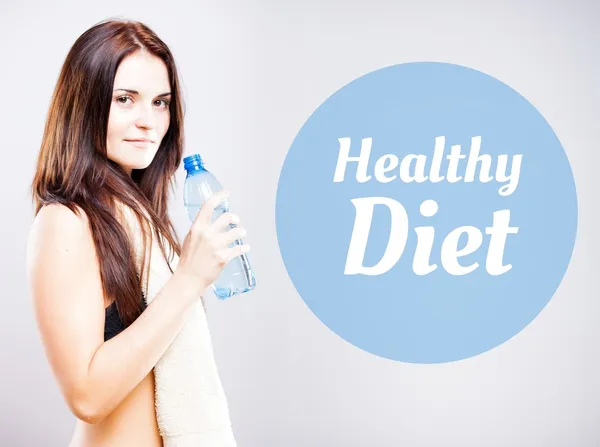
[26, 19, 249, 446]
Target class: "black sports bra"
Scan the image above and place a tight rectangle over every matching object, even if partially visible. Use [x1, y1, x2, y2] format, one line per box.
[104, 292, 147, 341]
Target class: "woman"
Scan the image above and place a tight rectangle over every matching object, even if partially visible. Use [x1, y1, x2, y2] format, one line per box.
[26, 19, 250, 446]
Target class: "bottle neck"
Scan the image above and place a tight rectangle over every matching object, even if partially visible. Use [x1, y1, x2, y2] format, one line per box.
[185, 165, 207, 177]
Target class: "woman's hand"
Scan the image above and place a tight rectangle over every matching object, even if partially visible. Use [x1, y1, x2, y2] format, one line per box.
[176, 189, 250, 293]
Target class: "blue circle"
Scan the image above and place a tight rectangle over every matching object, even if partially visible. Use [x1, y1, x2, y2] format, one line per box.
[275, 62, 578, 364]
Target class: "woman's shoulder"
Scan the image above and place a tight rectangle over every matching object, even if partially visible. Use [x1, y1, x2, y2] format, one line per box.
[27, 202, 103, 313]
[28, 201, 95, 258]
[29, 203, 92, 251]
[36, 201, 88, 221]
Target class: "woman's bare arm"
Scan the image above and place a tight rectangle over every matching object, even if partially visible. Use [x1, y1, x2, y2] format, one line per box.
[26, 203, 205, 424]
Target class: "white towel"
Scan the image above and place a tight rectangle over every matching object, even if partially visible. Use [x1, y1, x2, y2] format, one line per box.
[119, 203, 237, 446]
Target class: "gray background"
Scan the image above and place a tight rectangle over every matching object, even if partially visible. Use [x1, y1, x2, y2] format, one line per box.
[1, 0, 598, 445]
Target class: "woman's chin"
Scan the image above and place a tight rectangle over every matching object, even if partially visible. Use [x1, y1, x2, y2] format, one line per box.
[130, 152, 157, 169]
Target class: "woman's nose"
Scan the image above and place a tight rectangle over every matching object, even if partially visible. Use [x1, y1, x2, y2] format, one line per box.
[135, 104, 156, 129]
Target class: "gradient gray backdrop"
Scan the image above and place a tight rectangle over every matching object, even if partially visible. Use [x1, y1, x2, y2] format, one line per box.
[1, 1, 598, 445]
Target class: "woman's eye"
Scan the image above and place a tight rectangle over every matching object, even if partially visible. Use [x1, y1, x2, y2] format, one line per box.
[155, 99, 170, 108]
[116, 96, 132, 104]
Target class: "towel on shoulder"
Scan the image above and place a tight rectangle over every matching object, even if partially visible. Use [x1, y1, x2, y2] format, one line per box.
[118, 202, 237, 447]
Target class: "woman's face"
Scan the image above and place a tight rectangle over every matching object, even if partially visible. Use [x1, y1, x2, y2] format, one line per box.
[107, 51, 172, 176]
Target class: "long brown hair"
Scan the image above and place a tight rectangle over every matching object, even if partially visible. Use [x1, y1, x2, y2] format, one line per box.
[31, 18, 186, 326]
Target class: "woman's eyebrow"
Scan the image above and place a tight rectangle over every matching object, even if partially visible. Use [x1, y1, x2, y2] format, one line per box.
[114, 88, 172, 97]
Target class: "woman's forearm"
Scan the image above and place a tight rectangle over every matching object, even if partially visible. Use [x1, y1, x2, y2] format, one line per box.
[72, 272, 206, 423]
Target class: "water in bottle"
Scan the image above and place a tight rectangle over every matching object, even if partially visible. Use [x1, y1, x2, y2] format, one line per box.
[183, 154, 256, 299]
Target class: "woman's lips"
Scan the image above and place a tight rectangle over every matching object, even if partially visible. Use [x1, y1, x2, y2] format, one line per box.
[125, 139, 153, 148]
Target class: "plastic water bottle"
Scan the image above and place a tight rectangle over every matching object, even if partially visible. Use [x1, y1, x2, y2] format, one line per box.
[183, 154, 256, 299]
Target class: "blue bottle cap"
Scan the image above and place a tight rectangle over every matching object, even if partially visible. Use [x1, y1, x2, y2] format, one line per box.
[183, 154, 205, 171]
